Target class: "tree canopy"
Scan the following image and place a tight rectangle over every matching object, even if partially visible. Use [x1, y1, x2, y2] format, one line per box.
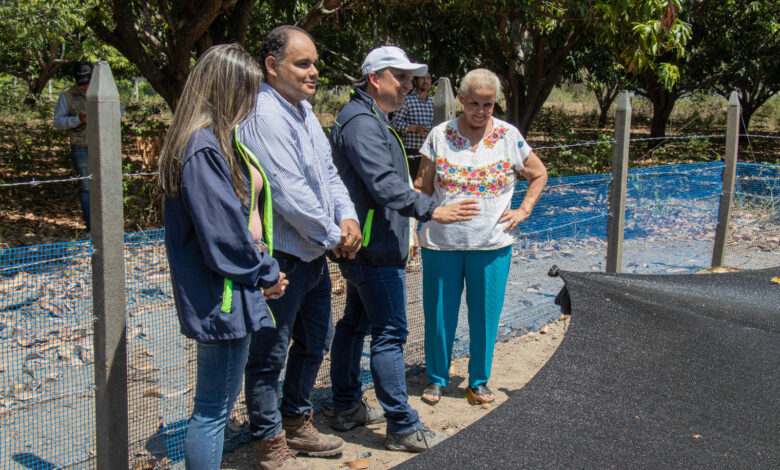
[0, 0, 94, 102]
[2, 0, 773, 135]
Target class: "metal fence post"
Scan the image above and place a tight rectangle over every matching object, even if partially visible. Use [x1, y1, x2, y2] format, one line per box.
[433, 77, 456, 125]
[87, 61, 129, 469]
[711, 91, 741, 267]
[606, 91, 632, 273]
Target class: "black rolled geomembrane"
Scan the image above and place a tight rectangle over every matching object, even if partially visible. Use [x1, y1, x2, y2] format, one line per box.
[396, 267, 780, 469]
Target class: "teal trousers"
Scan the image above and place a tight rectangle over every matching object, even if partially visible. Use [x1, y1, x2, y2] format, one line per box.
[421, 246, 512, 388]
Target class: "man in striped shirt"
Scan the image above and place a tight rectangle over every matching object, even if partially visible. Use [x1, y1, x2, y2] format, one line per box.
[392, 71, 433, 179]
[237, 25, 365, 470]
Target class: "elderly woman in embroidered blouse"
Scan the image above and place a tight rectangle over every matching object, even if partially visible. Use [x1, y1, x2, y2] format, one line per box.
[413, 68, 547, 406]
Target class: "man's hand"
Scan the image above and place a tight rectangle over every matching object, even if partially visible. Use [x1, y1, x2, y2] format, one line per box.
[78, 112, 87, 124]
[263, 272, 288, 300]
[499, 206, 531, 232]
[409, 124, 430, 137]
[431, 199, 480, 224]
[336, 219, 362, 259]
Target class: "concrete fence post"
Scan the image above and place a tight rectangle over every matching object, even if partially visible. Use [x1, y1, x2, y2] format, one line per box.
[606, 91, 632, 273]
[87, 61, 129, 469]
[433, 77, 456, 125]
[711, 91, 741, 267]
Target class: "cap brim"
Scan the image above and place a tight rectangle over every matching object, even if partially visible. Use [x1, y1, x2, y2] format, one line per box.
[393, 63, 428, 76]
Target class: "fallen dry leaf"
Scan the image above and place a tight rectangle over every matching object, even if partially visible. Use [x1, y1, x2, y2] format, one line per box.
[131, 457, 171, 470]
[341, 451, 371, 469]
[693, 434, 703, 439]
[143, 388, 190, 399]
[771, 277, 780, 284]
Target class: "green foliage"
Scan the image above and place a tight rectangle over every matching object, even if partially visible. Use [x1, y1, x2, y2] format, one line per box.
[557, 132, 613, 174]
[534, 107, 578, 141]
[120, 97, 170, 137]
[309, 87, 350, 121]
[0, 0, 98, 98]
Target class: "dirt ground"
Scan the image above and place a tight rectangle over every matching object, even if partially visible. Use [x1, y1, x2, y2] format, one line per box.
[220, 318, 569, 470]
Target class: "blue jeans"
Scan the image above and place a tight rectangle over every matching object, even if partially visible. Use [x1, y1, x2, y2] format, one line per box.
[421, 247, 512, 388]
[330, 263, 422, 436]
[184, 335, 250, 470]
[70, 145, 90, 231]
[244, 254, 334, 440]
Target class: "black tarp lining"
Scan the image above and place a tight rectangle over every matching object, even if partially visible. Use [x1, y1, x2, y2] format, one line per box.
[396, 267, 779, 469]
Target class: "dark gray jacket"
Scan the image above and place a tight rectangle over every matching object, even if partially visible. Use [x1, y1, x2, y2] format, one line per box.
[330, 88, 437, 266]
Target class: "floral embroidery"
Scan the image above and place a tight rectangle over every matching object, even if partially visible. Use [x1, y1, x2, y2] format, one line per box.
[444, 124, 468, 150]
[483, 125, 508, 149]
[435, 156, 513, 198]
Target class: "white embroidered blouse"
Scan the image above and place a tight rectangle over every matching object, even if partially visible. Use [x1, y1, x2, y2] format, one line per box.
[418, 117, 532, 250]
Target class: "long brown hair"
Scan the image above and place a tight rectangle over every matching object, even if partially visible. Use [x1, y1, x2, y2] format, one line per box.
[158, 43, 262, 202]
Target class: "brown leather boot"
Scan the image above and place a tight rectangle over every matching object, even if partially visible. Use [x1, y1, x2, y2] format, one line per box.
[282, 411, 345, 457]
[254, 431, 305, 470]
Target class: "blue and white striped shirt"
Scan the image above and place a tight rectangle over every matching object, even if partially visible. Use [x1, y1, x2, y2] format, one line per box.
[237, 83, 357, 262]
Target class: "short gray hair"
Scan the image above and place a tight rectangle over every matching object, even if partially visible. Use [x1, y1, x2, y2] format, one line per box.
[458, 68, 502, 97]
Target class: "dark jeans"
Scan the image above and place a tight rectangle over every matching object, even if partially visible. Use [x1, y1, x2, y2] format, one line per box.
[244, 254, 334, 440]
[71, 145, 90, 230]
[330, 263, 422, 436]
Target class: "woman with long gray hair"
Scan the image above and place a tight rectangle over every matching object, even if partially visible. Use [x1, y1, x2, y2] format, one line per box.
[158, 43, 288, 469]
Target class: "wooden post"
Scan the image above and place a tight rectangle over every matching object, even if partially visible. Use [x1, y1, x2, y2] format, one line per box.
[433, 77, 456, 125]
[606, 91, 632, 273]
[711, 91, 740, 267]
[87, 61, 128, 469]
[133, 77, 139, 101]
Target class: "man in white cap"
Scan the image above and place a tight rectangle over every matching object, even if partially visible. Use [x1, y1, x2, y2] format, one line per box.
[327, 46, 480, 452]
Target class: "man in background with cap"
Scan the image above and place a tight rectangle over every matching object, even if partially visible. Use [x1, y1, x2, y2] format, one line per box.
[54, 62, 93, 234]
[328, 46, 480, 452]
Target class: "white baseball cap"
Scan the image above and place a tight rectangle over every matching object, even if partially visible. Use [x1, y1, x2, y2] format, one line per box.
[361, 46, 428, 76]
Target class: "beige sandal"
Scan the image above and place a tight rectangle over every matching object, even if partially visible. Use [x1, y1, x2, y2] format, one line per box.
[421, 383, 443, 405]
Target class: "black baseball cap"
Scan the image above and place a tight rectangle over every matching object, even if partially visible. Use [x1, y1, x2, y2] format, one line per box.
[74, 63, 92, 86]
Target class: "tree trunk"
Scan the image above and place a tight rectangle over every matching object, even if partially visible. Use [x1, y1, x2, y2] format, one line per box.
[595, 84, 621, 127]
[644, 72, 679, 139]
[504, 27, 583, 136]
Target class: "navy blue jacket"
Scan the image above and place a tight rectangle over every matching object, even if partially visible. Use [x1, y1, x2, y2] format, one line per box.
[164, 128, 279, 340]
[330, 88, 437, 266]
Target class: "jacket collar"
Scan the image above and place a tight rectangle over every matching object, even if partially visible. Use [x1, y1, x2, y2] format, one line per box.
[351, 88, 389, 123]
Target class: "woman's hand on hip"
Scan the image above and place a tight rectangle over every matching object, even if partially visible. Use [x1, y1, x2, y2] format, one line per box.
[499, 207, 531, 232]
[431, 199, 480, 224]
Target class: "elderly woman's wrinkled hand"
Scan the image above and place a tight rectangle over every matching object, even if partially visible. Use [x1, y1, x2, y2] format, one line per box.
[499, 207, 532, 232]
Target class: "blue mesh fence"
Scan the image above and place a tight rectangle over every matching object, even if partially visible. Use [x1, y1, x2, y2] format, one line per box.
[1, 162, 779, 469]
